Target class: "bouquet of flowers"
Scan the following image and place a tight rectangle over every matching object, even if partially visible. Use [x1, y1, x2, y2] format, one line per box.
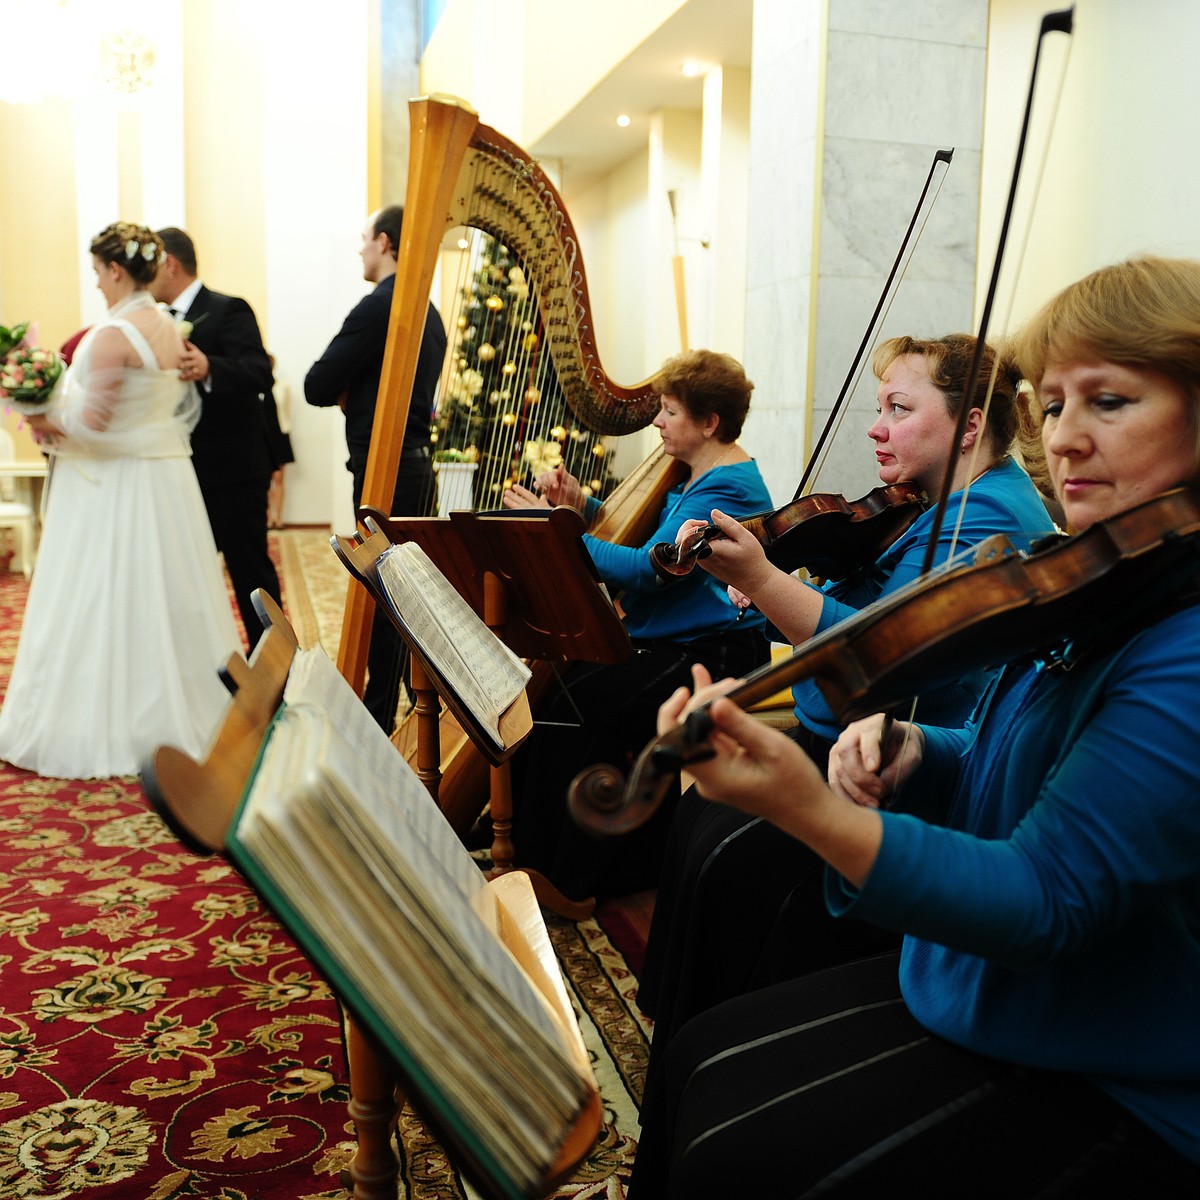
[0, 345, 65, 414]
[0, 322, 29, 358]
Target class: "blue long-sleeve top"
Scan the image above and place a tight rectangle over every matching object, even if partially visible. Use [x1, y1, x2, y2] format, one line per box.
[581, 459, 772, 642]
[790, 456, 1055, 738]
[828, 601, 1200, 1162]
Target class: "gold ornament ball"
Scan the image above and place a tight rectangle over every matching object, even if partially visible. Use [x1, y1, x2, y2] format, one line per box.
[456, 315, 468, 329]
[488, 390, 502, 404]
[521, 319, 534, 332]
[570, 429, 582, 441]
[525, 385, 541, 404]
[590, 479, 602, 491]
[502, 412, 517, 427]
[592, 443, 607, 458]
[464, 445, 479, 462]
[523, 332, 539, 351]
[581, 485, 594, 498]
[477, 343, 496, 361]
[550, 425, 567, 441]
[501, 361, 517, 376]
[486, 295, 504, 311]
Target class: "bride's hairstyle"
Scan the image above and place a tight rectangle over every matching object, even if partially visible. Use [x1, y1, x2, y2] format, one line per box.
[90, 222, 164, 287]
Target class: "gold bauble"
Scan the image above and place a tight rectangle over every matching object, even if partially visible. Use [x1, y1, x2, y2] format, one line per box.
[581, 485, 594, 498]
[456, 315, 468, 329]
[523, 332, 539, 351]
[501, 361, 517, 376]
[525, 385, 541, 404]
[477, 343, 496, 361]
[488, 390, 502, 404]
[590, 479, 602, 491]
[592, 443, 606, 458]
[550, 425, 567, 441]
[521, 319, 534, 332]
[486, 295, 504, 311]
[570, 429, 583, 441]
[464, 445, 480, 462]
[502, 412, 517, 426]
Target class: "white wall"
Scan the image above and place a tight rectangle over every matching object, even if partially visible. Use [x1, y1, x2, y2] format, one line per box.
[982, 0, 1200, 331]
[261, 7, 369, 531]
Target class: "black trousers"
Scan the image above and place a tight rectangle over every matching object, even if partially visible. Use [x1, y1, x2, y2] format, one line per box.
[199, 474, 280, 648]
[352, 451, 434, 733]
[630, 952, 1200, 1199]
[510, 627, 770, 902]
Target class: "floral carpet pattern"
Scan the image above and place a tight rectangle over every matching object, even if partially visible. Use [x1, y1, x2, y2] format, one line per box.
[0, 536, 648, 1199]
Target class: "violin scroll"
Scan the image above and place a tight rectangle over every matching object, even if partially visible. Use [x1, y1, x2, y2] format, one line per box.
[569, 711, 717, 836]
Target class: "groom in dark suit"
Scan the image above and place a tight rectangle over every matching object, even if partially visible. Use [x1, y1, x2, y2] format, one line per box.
[151, 226, 282, 648]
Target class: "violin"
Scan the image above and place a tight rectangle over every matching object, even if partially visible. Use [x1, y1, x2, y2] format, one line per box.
[649, 482, 928, 581]
[569, 487, 1200, 836]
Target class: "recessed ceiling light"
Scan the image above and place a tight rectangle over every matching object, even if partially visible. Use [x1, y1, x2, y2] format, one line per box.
[616, 114, 631, 128]
[681, 61, 702, 77]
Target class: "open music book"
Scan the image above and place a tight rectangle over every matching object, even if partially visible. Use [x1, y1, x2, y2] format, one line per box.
[227, 645, 593, 1198]
[375, 539, 532, 750]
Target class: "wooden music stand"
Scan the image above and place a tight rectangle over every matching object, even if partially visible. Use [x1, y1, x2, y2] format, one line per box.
[139, 591, 602, 1200]
[333, 506, 631, 921]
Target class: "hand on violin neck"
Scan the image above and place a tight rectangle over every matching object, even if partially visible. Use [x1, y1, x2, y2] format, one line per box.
[693, 509, 774, 589]
[659, 667, 882, 885]
[828, 713, 924, 810]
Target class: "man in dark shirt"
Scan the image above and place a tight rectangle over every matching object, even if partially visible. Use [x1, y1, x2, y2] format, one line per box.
[305, 205, 447, 732]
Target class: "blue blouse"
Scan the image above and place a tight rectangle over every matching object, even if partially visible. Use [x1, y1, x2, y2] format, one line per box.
[582, 459, 772, 642]
[791, 457, 1055, 739]
[829, 602, 1200, 1163]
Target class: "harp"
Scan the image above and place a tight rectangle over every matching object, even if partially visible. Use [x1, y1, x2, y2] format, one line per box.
[338, 95, 685, 824]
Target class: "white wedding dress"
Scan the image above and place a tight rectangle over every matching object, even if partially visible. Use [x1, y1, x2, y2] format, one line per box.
[0, 293, 241, 779]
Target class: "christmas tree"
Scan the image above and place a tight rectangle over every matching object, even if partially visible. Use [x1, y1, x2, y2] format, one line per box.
[432, 235, 619, 511]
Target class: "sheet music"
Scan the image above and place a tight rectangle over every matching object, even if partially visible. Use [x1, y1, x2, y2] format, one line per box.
[237, 647, 588, 1187]
[376, 542, 531, 746]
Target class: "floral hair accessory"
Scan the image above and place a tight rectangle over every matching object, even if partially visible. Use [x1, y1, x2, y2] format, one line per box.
[120, 226, 161, 264]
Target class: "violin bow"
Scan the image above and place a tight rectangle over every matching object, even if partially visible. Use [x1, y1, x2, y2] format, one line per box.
[919, 6, 1075, 575]
[797, 146, 954, 501]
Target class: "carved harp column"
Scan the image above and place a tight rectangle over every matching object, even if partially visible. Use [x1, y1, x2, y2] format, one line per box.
[338, 94, 685, 691]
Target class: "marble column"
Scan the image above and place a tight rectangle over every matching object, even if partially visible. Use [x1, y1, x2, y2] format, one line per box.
[743, 0, 989, 505]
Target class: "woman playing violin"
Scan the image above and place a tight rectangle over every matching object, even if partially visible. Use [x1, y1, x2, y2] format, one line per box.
[499, 349, 773, 901]
[636, 334, 1055, 1068]
[631, 256, 1200, 1197]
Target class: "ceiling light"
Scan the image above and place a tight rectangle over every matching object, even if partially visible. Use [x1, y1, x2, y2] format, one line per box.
[681, 61, 702, 78]
[616, 114, 631, 128]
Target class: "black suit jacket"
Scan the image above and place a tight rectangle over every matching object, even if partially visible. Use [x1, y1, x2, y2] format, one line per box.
[182, 284, 275, 489]
[304, 273, 447, 467]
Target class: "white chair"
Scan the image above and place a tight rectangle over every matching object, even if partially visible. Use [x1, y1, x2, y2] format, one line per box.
[0, 428, 37, 579]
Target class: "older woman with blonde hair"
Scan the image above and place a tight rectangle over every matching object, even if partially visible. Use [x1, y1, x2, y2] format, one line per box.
[631, 256, 1200, 1197]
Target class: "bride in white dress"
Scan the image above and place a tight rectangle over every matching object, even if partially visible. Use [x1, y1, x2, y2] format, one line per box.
[0, 222, 241, 779]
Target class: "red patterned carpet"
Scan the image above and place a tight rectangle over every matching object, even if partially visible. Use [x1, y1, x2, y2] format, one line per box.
[0, 540, 648, 1200]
